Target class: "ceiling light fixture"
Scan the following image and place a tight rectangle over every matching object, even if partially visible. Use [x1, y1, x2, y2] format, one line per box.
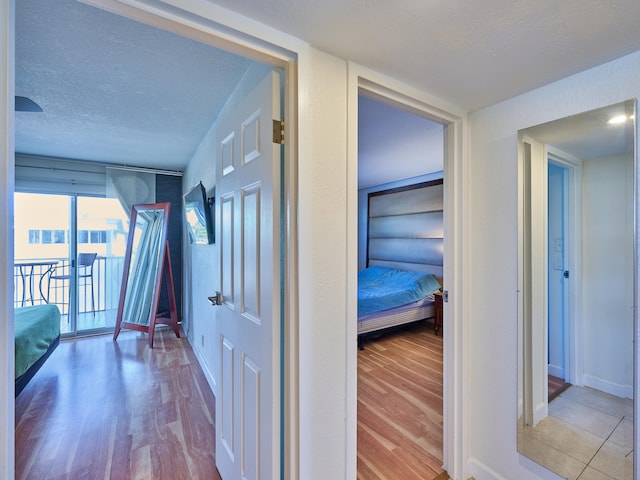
[15, 96, 43, 112]
[607, 114, 629, 125]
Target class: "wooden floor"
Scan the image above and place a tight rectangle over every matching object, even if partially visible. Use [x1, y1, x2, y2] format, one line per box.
[548, 374, 571, 402]
[15, 327, 221, 480]
[357, 321, 445, 480]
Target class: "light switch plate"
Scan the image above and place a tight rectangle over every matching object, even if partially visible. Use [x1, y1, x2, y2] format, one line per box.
[554, 239, 563, 252]
[553, 255, 563, 270]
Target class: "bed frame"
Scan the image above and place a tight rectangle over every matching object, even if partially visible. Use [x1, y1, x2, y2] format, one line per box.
[359, 179, 443, 343]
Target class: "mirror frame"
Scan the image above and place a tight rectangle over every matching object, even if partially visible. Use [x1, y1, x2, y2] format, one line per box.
[113, 202, 178, 348]
[517, 99, 638, 479]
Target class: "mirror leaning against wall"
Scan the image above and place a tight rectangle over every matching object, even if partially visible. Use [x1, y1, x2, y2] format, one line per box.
[113, 202, 179, 348]
[517, 100, 637, 480]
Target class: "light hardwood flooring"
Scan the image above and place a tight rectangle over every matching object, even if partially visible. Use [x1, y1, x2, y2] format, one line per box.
[15, 327, 221, 480]
[357, 320, 445, 480]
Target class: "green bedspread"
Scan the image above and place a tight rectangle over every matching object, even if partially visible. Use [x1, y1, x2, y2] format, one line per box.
[15, 304, 61, 379]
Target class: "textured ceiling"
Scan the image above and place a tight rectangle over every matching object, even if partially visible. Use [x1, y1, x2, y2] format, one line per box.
[14, 0, 640, 173]
[15, 0, 253, 170]
[521, 101, 635, 161]
[205, 0, 640, 111]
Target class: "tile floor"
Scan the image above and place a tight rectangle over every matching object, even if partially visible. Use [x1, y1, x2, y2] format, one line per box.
[518, 385, 633, 479]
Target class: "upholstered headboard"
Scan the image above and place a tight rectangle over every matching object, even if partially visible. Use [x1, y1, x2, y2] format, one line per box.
[366, 179, 443, 277]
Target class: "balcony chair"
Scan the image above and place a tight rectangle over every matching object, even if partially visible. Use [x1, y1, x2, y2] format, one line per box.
[49, 253, 97, 316]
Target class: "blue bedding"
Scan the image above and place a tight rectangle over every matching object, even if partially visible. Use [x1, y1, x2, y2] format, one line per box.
[15, 304, 60, 379]
[358, 266, 441, 317]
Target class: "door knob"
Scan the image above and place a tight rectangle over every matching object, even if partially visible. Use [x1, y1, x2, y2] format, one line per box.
[208, 292, 223, 306]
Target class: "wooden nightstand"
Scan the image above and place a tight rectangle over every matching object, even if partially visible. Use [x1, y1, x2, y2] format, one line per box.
[433, 290, 443, 336]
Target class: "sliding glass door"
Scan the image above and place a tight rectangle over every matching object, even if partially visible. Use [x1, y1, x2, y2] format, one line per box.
[74, 196, 129, 333]
[14, 193, 70, 319]
[14, 192, 129, 335]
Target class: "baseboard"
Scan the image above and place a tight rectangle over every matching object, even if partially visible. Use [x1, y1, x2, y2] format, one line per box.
[467, 458, 508, 480]
[547, 364, 564, 379]
[517, 398, 523, 418]
[188, 336, 217, 395]
[532, 401, 547, 427]
[468, 452, 575, 479]
[583, 374, 630, 399]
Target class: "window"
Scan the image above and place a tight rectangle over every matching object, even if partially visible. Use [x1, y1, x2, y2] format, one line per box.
[25, 227, 109, 245]
[34, 229, 68, 244]
[28, 229, 40, 244]
[53, 230, 65, 244]
[90, 230, 107, 244]
[79, 230, 108, 244]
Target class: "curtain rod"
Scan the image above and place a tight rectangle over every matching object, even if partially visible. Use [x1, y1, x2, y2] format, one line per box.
[15, 153, 184, 177]
[106, 165, 183, 177]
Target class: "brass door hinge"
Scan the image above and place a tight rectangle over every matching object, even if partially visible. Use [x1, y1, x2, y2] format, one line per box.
[272, 119, 285, 144]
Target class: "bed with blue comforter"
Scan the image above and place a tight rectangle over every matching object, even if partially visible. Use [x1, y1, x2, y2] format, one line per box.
[15, 304, 61, 396]
[358, 266, 441, 338]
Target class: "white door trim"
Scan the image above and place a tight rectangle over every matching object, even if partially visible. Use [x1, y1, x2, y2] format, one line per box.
[7, 1, 300, 478]
[346, 62, 467, 479]
[548, 149, 583, 388]
[1, 1, 16, 479]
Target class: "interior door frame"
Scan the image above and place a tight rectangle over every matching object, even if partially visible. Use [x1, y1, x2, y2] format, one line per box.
[547, 149, 583, 388]
[346, 63, 466, 479]
[4, 1, 300, 478]
[1, 3, 15, 477]
[519, 138, 584, 426]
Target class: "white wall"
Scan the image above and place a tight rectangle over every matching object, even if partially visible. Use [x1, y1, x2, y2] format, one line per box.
[582, 153, 634, 397]
[467, 50, 640, 480]
[181, 109, 217, 385]
[296, 47, 350, 479]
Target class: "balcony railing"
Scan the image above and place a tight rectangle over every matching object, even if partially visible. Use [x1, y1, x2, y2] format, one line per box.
[13, 255, 125, 317]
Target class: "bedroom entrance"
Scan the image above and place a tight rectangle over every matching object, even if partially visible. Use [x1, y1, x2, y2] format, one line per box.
[356, 92, 447, 478]
[7, 0, 298, 478]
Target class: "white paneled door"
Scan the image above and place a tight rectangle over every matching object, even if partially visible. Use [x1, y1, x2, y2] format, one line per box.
[214, 70, 282, 480]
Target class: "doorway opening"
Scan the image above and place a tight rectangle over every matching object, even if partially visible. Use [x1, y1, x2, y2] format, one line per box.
[11, 1, 298, 478]
[356, 92, 446, 478]
[547, 161, 572, 401]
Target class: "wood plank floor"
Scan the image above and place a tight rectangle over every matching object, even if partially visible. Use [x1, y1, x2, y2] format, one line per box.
[358, 321, 445, 480]
[15, 327, 221, 480]
[548, 374, 571, 402]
